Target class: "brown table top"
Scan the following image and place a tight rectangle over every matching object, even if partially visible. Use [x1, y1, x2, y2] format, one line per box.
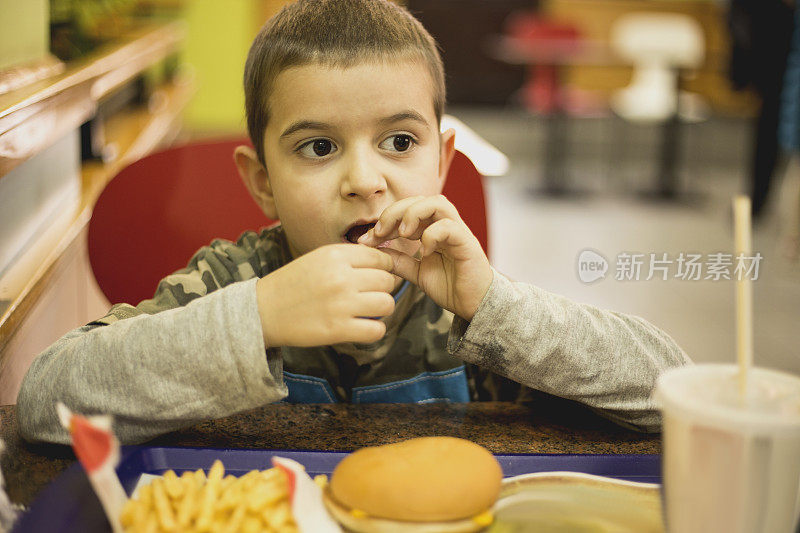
[0, 396, 660, 507]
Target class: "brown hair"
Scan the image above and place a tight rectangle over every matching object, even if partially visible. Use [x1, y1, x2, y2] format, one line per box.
[243, 0, 446, 165]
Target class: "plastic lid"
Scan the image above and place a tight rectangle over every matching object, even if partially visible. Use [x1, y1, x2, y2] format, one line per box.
[655, 364, 800, 432]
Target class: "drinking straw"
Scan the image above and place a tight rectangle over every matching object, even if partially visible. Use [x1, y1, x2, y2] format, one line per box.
[733, 195, 753, 398]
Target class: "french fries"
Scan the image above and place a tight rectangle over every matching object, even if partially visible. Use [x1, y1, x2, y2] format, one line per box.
[120, 460, 298, 533]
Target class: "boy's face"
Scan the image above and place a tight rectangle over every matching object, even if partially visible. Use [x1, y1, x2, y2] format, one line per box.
[241, 59, 455, 261]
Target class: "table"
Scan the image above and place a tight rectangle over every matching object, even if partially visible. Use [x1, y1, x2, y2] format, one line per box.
[0, 396, 660, 508]
[489, 34, 694, 200]
[488, 35, 619, 197]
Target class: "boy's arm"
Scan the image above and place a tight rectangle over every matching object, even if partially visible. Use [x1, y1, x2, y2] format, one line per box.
[448, 268, 692, 433]
[17, 279, 287, 445]
[360, 195, 690, 432]
[17, 235, 290, 445]
[18, 230, 398, 445]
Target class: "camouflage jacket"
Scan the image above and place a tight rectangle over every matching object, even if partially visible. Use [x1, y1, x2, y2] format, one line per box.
[89, 225, 530, 404]
[17, 225, 691, 444]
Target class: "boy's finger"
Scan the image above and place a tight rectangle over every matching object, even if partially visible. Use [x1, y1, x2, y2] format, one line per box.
[360, 196, 427, 244]
[377, 248, 420, 285]
[345, 244, 395, 271]
[346, 318, 387, 344]
[360, 196, 459, 245]
[396, 196, 461, 241]
[350, 292, 396, 318]
[419, 218, 468, 258]
[354, 270, 397, 293]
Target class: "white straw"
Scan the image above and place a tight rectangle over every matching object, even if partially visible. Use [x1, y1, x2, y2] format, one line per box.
[733, 195, 753, 398]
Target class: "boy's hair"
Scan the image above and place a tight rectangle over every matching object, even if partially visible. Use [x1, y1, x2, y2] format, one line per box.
[244, 0, 446, 165]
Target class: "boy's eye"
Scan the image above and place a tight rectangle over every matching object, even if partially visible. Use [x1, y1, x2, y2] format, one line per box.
[298, 139, 337, 158]
[380, 134, 415, 153]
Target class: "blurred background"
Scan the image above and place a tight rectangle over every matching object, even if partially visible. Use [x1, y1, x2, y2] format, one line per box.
[0, 0, 798, 403]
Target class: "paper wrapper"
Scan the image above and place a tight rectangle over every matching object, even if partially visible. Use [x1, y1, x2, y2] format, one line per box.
[273, 457, 342, 533]
[56, 403, 126, 533]
[55, 403, 342, 532]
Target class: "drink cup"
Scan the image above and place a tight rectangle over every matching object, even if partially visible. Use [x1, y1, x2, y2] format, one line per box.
[655, 364, 800, 533]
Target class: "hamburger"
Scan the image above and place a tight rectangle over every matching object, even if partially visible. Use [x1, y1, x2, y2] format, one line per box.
[323, 436, 503, 532]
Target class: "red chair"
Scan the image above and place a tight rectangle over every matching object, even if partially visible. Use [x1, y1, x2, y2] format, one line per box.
[504, 11, 583, 115]
[88, 139, 489, 304]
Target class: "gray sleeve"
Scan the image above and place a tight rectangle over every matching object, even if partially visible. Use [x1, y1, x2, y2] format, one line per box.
[16, 278, 287, 445]
[448, 268, 692, 432]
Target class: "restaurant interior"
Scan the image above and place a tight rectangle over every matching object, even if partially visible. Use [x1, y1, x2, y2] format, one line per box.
[0, 0, 799, 530]
[2, 0, 797, 403]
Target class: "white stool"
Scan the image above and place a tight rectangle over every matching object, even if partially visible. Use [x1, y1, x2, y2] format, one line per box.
[610, 12, 706, 123]
[609, 12, 707, 199]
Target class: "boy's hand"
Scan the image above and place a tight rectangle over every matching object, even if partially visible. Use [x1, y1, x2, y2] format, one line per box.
[358, 195, 493, 321]
[256, 244, 397, 348]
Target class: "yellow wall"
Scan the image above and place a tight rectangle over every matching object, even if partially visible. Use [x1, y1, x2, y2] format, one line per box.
[0, 0, 48, 70]
[183, 0, 264, 132]
[182, 0, 407, 132]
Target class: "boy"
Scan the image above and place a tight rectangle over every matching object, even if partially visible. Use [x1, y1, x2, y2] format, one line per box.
[17, 0, 690, 445]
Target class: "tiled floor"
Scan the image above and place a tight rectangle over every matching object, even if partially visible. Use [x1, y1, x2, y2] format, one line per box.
[451, 106, 800, 375]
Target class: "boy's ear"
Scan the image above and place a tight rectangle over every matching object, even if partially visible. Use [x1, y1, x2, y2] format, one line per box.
[437, 128, 457, 192]
[234, 145, 278, 220]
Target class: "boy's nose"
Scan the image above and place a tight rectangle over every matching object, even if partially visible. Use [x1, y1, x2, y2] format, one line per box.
[341, 151, 386, 199]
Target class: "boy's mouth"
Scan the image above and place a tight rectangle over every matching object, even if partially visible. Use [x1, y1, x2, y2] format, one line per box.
[344, 222, 377, 244]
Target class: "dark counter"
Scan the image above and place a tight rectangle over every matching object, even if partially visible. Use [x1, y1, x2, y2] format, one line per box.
[0, 396, 660, 507]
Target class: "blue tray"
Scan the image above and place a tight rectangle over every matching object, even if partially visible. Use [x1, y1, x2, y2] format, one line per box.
[14, 446, 661, 532]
